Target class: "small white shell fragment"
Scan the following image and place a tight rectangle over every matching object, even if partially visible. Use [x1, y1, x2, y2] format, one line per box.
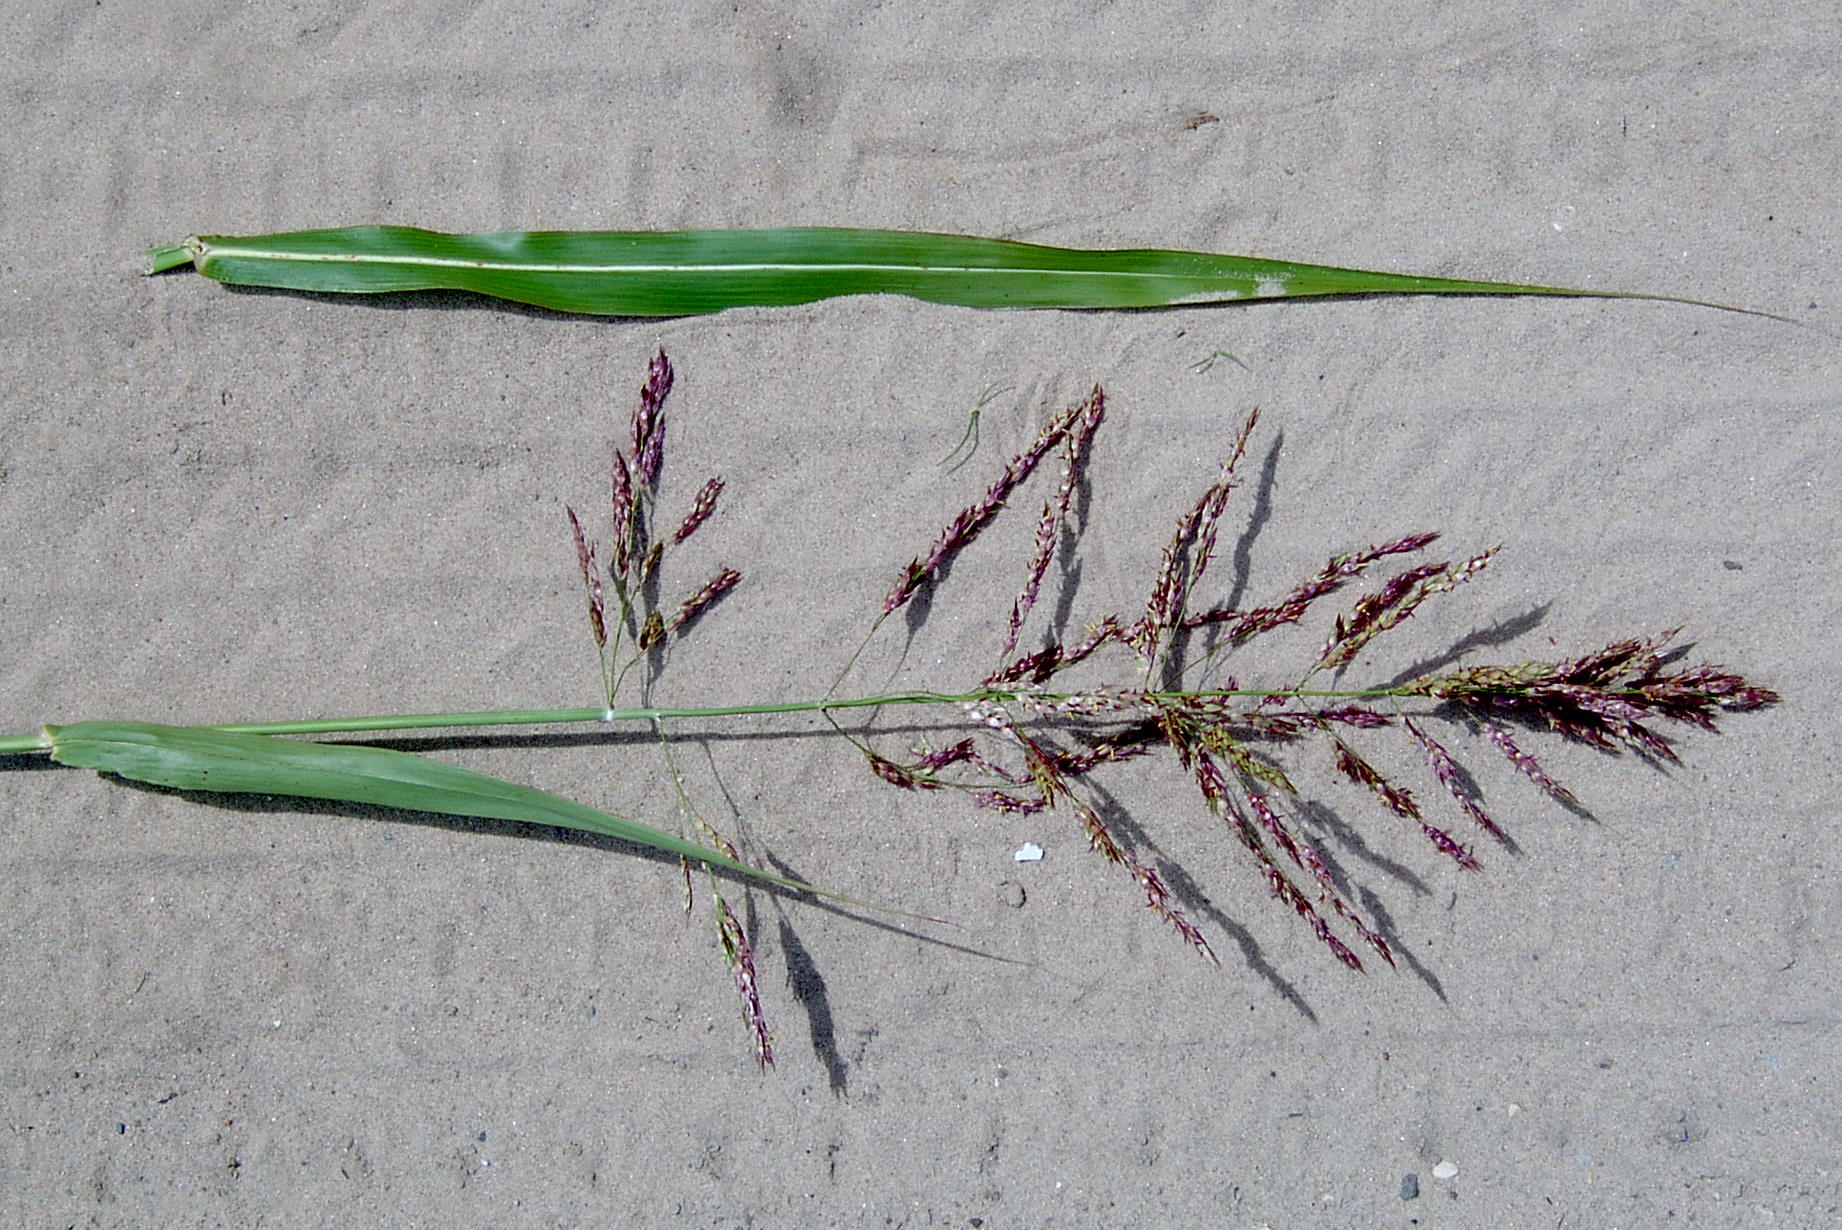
[1431, 1159, 1459, 1181]
[1014, 842, 1045, 862]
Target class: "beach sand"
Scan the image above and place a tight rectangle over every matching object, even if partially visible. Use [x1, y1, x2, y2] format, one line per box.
[2, 4, 1838, 1226]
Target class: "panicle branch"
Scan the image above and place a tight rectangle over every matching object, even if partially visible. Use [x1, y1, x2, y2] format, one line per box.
[631, 349, 673, 488]
[669, 567, 742, 635]
[1004, 387, 1107, 656]
[1070, 797, 1217, 964]
[971, 790, 1048, 814]
[1183, 728, 1389, 969]
[673, 477, 725, 545]
[1472, 714, 1578, 805]
[1134, 408, 1261, 666]
[717, 900, 774, 1072]
[1318, 547, 1497, 672]
[610, 449, 636, 576]
[882, 393, 1099, 617]
[1184, 532, 1439, 637]
[1331, 736, 1480, 869]
[1404, 716, 1504, 840]
[1231, 808, 1366, 972]
[866, 749, 931, 791]
[566, 506, 607, 650]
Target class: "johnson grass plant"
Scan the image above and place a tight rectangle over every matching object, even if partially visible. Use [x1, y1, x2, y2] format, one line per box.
[1, 352, 1777, 1067]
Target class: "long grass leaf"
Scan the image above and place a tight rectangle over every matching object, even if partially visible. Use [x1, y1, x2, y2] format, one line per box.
[45, 721, 866, 906]
[145, 226, 1774, 319]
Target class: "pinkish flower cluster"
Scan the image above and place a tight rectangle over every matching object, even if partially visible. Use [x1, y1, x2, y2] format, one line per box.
[853, 376, 1776, 980]
[567, 349, 740, 672]
[560, 355, 1779, 1063]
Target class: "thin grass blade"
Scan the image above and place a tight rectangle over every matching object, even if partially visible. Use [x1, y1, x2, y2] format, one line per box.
[44, 721, 877, 908]
[145, 226, 1776, 319]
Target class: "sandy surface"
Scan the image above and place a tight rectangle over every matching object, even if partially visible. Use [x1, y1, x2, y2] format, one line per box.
[3, 3, 1839, 1226]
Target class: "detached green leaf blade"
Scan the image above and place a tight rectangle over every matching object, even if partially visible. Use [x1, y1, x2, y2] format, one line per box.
[146, 225, 1751, 318]
[45, 721, 830, 900]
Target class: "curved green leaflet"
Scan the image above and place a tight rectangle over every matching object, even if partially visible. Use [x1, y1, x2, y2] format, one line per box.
[44, 720, 868, 907]
[145, 225, 1770, 319]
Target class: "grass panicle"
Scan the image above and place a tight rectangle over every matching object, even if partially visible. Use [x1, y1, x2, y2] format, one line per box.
[837, 378, 1777, 974]
[568, 349, 743, 702]
[7, 352, 1780, 1065]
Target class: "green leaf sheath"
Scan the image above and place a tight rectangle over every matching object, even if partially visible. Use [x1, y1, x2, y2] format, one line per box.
[44, 721, 825, 898]
[144, 226, 1691, 317]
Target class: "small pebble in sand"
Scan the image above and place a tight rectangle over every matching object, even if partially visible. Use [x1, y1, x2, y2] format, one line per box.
[999, 880, 1027, 908]
[1399, 1173, 1419, 1200]
[1431, 1159, 1459, 1181]
[1014, 842, 1044, 862]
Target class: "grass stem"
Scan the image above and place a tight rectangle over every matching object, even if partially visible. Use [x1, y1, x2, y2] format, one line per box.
[0, 685, 1453, 753]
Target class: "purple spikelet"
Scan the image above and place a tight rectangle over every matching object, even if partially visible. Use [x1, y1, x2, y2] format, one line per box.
[610, 450, 636, 576]
[669, 567, 742, 634]
[673, 477, 725, 545]
[717, 901, 773, 1072]
[631, 349, 673, 488]
[566, 506, 606, 649]
[1405, 716, 1505, 840]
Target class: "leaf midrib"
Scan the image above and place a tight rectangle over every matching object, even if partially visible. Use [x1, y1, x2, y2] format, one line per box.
[202, 244, 1210, 281]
